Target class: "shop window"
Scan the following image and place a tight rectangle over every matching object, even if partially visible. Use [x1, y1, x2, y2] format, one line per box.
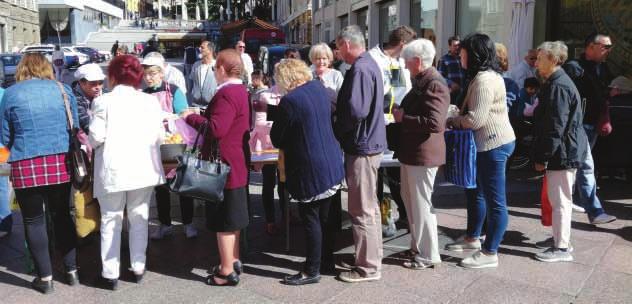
[356, 9, 369, 46]
[457, 0, 505, 43]
[379, 1, 397, 44]
[411, 0, 438, 42]
[339, 14, 348, 30]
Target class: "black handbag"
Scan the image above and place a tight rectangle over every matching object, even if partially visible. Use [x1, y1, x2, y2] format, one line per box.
[57, 82, 90, 191]
[168, 123, 231, 202]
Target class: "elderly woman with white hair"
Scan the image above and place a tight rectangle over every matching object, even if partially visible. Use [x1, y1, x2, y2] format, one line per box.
[532, 41, 587, 263]
[309, 43, 344, 107]
[391, 38, 450, 269]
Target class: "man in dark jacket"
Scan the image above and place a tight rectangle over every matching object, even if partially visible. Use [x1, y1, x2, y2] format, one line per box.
[72, 63, 106, 134]
[334, 25, 386, 283]
[563, 33, 617, 225]
[532, 41, 588, 263]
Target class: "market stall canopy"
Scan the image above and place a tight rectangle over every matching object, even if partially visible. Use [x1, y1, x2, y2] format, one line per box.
[221, 17, 279, 35]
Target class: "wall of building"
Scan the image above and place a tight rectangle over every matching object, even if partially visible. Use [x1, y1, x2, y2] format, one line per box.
[0, 0, 39, 52]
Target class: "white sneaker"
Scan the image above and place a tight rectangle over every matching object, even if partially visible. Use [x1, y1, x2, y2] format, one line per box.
[460, 250, 498, 269]
[185, 224, 198, 239]
[572, 205, 586, 213]
[534, 248, 573, 263]
[150, 225, 173, 240]
[445, 237, 482, 252]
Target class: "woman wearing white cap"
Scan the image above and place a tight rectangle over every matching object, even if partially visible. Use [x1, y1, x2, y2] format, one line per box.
[141, 56, 197, 240]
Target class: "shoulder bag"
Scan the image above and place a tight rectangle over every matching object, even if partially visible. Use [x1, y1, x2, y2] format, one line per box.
[56, 82, 91, 191]
[168, 123, 231, 202]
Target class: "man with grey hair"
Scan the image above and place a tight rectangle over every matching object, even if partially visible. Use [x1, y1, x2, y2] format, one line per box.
[189, 40, 217, 108]
[144, 52, 187, 94]
[392, 38, 449, 269]
[507, 49, 537, 90]
[334, 25, 386, 283]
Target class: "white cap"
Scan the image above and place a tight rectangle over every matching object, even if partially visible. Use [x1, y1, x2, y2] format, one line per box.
[74, 63, 106, 81]
[141, 52, 165, 67]
[609, 76, 632, 92]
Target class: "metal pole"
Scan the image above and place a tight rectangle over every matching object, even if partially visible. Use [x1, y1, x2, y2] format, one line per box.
[204, 0, 208, 20]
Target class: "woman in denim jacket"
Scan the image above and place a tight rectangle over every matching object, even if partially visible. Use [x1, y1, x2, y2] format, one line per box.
[0, 53, 80, 294]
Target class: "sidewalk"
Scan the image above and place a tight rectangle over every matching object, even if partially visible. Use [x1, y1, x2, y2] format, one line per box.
[0, 170, 630, 303]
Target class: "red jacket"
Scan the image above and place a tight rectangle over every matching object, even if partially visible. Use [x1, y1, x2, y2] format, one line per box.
[186, 84, 250, 189]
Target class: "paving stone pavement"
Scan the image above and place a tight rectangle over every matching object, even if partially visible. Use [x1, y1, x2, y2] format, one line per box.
[1, 169, 631, 304]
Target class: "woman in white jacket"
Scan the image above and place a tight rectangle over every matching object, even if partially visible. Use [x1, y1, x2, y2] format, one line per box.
[89, 55, 166, 290]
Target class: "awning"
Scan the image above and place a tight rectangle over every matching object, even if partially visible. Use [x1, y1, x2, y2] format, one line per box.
[156, 32, 207, 40]
[221, 17, 279, 34]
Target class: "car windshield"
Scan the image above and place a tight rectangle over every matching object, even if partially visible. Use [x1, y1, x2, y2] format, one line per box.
[76, 47, 93, 52]
[1, 56, 21, 66]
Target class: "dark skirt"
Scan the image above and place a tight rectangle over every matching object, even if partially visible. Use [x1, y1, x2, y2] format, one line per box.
[206, 186, 249, 232]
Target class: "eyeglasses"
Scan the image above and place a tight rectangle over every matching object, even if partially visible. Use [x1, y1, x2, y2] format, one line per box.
[528, 57, 537, 60]
[237, 45, 245, 49]
[594, 42, 613, 50]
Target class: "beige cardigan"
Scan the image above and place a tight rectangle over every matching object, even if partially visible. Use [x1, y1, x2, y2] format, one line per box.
[451, 70, 515, 152]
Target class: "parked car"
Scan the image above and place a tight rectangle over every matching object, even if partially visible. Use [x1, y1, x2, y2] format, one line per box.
[0, 53, 21, 88]
[20, 44, 81, 69]
[98, 50, 112, 61]
[257, 44, 310, 77]
[72, 46, 105, 63]
[62, 47, 90, 65]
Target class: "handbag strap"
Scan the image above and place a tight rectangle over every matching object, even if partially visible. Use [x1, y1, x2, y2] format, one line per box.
[55, 81, 74, 132]
[191, 121, 223, 161]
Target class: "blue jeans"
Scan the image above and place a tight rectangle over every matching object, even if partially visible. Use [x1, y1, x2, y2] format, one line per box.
[0, 176, 10, 220]
[573, 125, 604, 219]
[468, 141, 515, 254]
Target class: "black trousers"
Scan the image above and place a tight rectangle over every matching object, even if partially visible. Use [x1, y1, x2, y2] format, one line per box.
[261, 164, 285, 223]
[377, 167, 407, 220]
[15, 183, 76, 278]
[155, 185, 194, 226]
[298, 196, 336, 276]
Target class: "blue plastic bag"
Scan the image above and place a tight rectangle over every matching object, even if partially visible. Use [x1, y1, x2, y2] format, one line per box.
[444, 129, 477, 189]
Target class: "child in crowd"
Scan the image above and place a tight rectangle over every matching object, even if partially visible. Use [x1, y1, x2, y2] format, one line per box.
[521, 77, 540, 118]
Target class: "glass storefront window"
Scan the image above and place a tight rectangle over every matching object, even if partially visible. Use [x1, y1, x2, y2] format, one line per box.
[457, 0, 505, 43]
[379, 1, 397, 44]
[356, 8, 368, 46]
[411, 0, 438, 44]
[339, 14, 348, 30]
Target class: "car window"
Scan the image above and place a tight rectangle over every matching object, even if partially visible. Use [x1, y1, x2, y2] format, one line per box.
[1, 56, 21, 66]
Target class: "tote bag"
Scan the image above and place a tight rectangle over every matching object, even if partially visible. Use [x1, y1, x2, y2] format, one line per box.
[444, 129, 477, 189]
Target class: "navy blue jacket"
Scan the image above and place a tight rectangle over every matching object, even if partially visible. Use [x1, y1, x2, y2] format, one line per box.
[334, 52, 386, 155]
[270, 80, 344, 200]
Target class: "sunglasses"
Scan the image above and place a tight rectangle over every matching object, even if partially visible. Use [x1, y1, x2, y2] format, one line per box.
[594, 42, 613, 50]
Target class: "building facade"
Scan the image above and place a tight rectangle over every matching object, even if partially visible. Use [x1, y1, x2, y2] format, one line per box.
[39, 0, 124, 45]
[0, 0, 39, 52]
[312, 0, 631, 76]
[272, 0, 312, 44]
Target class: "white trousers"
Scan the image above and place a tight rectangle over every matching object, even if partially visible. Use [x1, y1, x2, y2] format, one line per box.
[99, 186, 153, 279]
[400, 164, 440, 264]
[546, 169, 576, 249]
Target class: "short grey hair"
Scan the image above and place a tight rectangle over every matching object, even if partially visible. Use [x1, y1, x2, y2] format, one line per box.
[337, 25, 365, 47]
[401, 38, 436, 68]
[309, 43, 334, 63]
[537, 41, 568, 65]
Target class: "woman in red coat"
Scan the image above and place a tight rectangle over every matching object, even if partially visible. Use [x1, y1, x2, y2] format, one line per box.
[181, 49, 250, 286]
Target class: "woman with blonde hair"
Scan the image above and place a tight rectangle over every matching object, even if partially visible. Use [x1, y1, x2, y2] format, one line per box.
[0, 53, 79, 293]
[309, 43, 344, 107]
[270, 59, 344, 285]
[181, 49, 250, 286]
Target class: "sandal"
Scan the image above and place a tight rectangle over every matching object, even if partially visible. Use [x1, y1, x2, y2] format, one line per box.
[403, 260, 436, 270]
[205, 272, 240, 286]
[400, 249, 417, 260]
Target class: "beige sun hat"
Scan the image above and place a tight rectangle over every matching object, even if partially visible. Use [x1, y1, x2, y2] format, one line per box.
[608, 76, 632, 92]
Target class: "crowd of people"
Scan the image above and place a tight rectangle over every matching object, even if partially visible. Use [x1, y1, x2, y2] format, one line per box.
[0, 23, 629, 294]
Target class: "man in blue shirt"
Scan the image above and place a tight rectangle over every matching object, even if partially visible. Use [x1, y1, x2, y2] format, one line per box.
[334, 25, 386, 283]
[437, 36, 465, 104]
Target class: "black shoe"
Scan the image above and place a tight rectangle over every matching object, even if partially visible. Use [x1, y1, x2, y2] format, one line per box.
[97, 276, 118, 291]
[209, 260, 243, 275]
[282, 272, 321, 285]
[31, 278, 54, 294]
[205, 272, 240, 286]
[134, 272, 145, 284]
[65, 271, 79, 286]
